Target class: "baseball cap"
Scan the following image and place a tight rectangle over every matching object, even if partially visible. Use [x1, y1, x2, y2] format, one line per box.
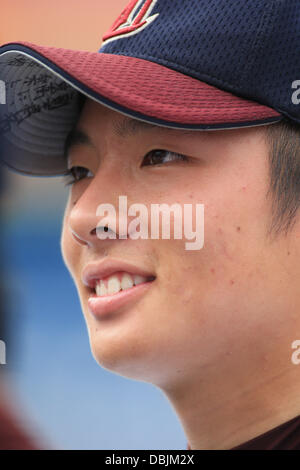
[0, 0, 299, 176]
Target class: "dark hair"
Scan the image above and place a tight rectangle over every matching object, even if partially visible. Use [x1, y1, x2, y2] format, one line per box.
[265, 118, 300, 236]
[77, 92, 87, 114]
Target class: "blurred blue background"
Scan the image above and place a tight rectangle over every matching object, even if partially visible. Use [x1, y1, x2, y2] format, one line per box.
[1, 168, 186, 450]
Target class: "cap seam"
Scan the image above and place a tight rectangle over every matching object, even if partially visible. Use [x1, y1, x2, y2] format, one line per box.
[240, 0, 277, 86]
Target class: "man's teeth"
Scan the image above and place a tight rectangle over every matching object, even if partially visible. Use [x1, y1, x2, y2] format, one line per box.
[95, 273, 148, 296]
[121, 273, 133, 290]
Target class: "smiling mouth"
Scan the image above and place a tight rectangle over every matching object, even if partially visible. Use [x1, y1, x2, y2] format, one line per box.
[90, 271, 156, 297]
[87, 272, 156, 318]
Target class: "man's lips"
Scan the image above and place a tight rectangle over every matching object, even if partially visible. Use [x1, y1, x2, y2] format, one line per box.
[81, 259, 156, 318]
[87, 281, 154, 318]
[81, 258, 156, 290]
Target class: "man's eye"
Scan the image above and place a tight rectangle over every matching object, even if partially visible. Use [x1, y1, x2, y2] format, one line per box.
[141, 150, 188, 167]
[63, 166, 93, 186]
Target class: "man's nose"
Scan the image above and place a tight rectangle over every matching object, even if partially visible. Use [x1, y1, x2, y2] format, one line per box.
[67, 178, 124, 247]
[69, 214, 118, 246]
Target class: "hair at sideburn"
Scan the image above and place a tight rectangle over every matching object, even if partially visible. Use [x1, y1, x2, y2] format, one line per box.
[265, 119, 300, 236]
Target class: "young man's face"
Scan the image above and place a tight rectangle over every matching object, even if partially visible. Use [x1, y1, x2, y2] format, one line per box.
[61, 98, 300, 388]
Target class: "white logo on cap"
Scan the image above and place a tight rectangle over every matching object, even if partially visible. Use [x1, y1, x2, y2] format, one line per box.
[102, 0, 159, 45]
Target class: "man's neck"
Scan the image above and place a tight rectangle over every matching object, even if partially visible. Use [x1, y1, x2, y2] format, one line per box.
[161, 358, 300, 449]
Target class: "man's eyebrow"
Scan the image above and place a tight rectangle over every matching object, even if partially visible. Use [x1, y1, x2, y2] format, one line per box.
[112, 116, 161, 138]
[64, 128, 96, 161]
[112, 117, 203, 138]
[64, 117, 197, 161]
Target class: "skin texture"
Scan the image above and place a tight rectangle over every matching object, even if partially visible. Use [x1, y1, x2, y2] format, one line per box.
[61, 98, 300, 449]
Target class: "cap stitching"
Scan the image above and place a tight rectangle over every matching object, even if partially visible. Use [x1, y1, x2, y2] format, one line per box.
[240, 0, 277, 87]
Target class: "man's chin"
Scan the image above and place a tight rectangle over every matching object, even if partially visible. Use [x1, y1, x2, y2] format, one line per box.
[89, 333, 147, 378]
[89, 334, 170, 384]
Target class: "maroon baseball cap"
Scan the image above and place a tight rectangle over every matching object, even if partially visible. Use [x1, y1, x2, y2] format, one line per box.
[1, 0, 293, 176]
